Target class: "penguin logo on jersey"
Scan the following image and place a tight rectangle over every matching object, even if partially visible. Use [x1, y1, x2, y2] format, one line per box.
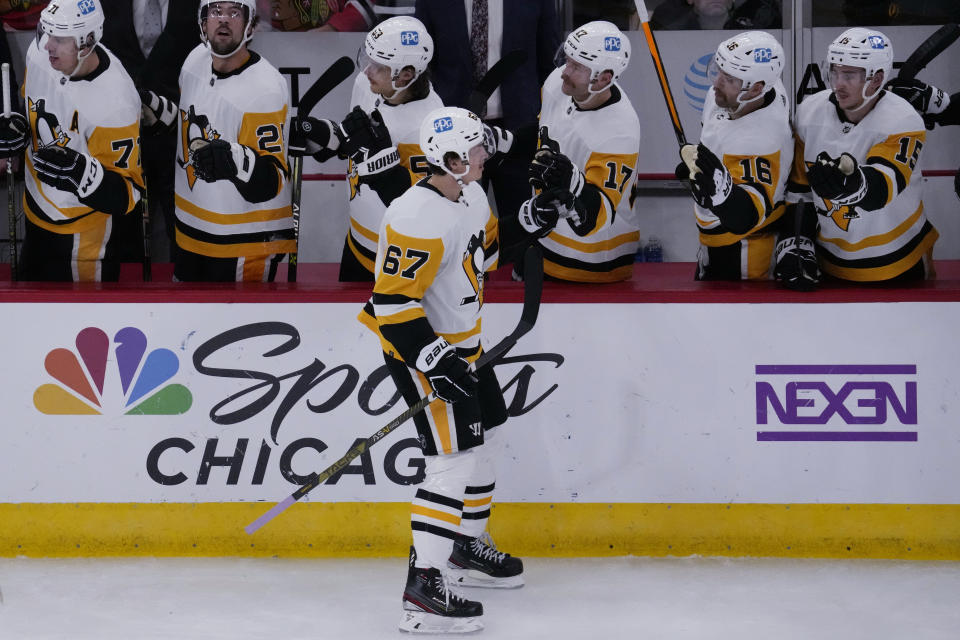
[178, 105, 221, 189]
[460, 231, 485, 307]
[27, 97, 71, 149]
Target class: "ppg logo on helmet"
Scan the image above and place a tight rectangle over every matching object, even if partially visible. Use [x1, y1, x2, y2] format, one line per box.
[78, 0, 96, 14]
[433, 117, 454, 133]
[604, 37, 621, 52]
[400, 31, 419, 46]
[867, 35, 885, 49]
[754, 47, 772, 63]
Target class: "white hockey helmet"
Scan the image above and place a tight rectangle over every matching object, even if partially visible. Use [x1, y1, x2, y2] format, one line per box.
[827, 27, 893, 85]
[714, 31, 784, 92]
[562, 21, 630, 89]
[198, 0, 257, 59]
[420, 107, 493, 180]
[363, 16, 434, 95]
[37, 0, 104, 54]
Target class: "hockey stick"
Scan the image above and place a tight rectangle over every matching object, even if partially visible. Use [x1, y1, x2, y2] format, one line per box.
[245, 243, 545, 535]
[633, 0, 687, 146]
[2, 63, 16, 281]
[468, 49, 527, 118]
[896, 23, 960, 81]
[288, 56, 355, 282]
[141, 176, 152, 281]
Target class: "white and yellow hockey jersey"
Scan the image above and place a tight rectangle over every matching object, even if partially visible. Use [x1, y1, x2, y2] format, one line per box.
[345, 73, 444, 272]
[789, 90, 937, 281]
[359, 180, 498, 363]
[536, 67, 641, 283]
[694, 83, 793, 279]
[23, 43, 143, 236]
[175, 45, 293, 259]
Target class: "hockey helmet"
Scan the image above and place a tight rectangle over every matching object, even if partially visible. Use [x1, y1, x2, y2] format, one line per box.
[419, 107, 494, 179]
[37, 0, 104, 54]
[198, 0, 257, 59]
[362, 16, 433, 94]
[827, 27, 893, 85]
[714, 31, 784, 92]
[562, 21, 630, 87]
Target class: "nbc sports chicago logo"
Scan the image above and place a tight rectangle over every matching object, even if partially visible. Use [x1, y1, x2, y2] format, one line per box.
[754, 364, 917, 442]
[34, 326, 192, 416]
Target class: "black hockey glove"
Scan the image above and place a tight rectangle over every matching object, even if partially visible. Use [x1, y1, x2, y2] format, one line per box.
[416, 337, 477, 404]
[678, 143, 732, 209]
[806, 151, 866, 206]
[33, 145, 104, 198]
[529, 127, 584, 200]
[885, 78, 950, 129]
[0, 112, 28, 158]
[338, 105, 391, 161]
[139, 90, 178, 136]
[190, 138, 256, 183]
[517, 188, 568, 236]
[774, 236, 820, 292]
[289, 116, 342, 162]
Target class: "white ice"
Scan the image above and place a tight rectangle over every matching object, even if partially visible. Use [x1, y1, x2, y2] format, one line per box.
[1, 557, 959, 639]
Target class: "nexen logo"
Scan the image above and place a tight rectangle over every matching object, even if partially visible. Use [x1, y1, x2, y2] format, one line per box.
[754, 47, 772, 63]
[604, 36, 621, 52]
[433, 117, 453, 133]
[754, 365, 918, 442]
[400, 30, 419, 45]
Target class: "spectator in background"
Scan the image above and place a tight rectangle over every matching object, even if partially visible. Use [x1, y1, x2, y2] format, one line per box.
[0, 0, 48, 30]
[267, 0, 376, 31]
[649, 0, 781, 30]
[101, 0, 201, 265]
[415, 0, 561, 264]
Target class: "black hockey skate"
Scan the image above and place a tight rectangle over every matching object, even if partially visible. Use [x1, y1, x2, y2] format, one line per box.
[400, 563, 484, 634]
[447, 532, 524, 588]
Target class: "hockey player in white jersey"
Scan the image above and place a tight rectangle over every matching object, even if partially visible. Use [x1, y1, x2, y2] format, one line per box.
[357, 107, 537, 634]
[4, 0, 144, 282]
[787, 28, 937, 282]
[675, 31, 795, 282]
[174, 0, 293, 282]
[521, 21, 641, 283]
[290, 16, 446, 282]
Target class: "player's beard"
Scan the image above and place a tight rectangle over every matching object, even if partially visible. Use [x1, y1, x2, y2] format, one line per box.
[211, 34, 243, 56]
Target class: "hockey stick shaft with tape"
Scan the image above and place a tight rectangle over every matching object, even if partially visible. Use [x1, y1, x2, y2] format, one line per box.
[288, 56, 355, 282]
[633, 0, 687, 146]
[2, 63, 16, 280]
[468, 49, 527, 117]
[245, 244, 545, 535]
[897, 23, 959, 81]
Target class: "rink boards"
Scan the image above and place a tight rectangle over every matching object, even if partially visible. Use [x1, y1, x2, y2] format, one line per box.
[1, 294, 959, 559]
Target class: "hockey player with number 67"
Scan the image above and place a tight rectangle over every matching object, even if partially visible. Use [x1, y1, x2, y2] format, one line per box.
[358, 107, 538, 634]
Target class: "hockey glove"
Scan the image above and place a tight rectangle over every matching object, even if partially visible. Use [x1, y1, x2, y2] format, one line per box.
[289, 116, 342, 162]
[517, 188, 570, 235]
[33, 145, 104, 198]
[774, 236, 820, 292]
[139, 90, 178, 136]
[484, 124, 513, 154]
[190, 138, 256, 183]
[678, 143, 733, 209]
[806, 151, 866, 206]
[0, 113, 28, 158]
[416, 337, 477, 404]
[338, 106, 391, 161]
[529, 131, 584, 200]
[885, 78, 950, 129]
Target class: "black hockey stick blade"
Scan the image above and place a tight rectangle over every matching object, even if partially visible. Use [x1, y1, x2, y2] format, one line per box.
[244, 244, 544, 535]
[897, 23, 960, 80]
[297, 56, 355, 117]
[468, 49, 527, 117]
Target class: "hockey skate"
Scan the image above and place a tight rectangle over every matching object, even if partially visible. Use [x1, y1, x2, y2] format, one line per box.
[447, 532, 524, 588]
[400, 564, 484, 634]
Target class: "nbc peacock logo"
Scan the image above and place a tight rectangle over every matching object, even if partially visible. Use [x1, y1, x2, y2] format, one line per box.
[34, 327, 193, 416]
